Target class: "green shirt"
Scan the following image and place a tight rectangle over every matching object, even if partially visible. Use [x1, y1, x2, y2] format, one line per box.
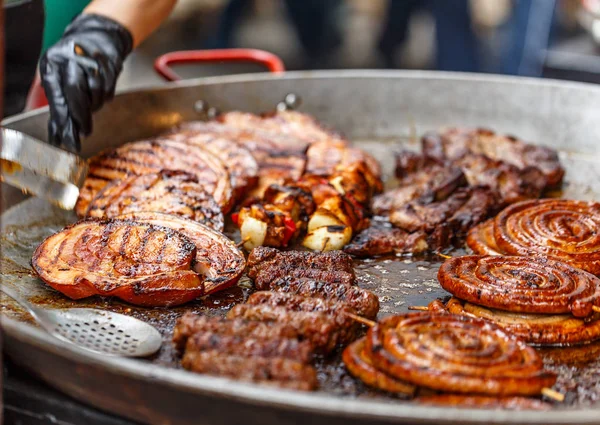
[41, 0, 90, 53]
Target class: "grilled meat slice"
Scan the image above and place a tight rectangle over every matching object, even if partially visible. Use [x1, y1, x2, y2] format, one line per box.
[422, 128, 564, 188]
[177, 120, 308, 200]
[32, 219, 204, 306]
[76, 138, 233, 216]
[116, 212, 244, 294]
[218, 110, 339, 145]
[453, 154, 546, 204]
[390, 187, 498, 236]
[344, 219, 429, 257]
[173, 314, 304, 352]
[185, 331, 313, 364]
[375, 160, 466, 216]
[227, 305, 348, 353]
[390, 187, 473, 233]
[248, 247, 356, 288]
[85, 171, 224, 231]
[165, 130, 259, 200]
[181, 350, 318, 391]
[443, 186, 500, 240]
[269, 277, 380, 319]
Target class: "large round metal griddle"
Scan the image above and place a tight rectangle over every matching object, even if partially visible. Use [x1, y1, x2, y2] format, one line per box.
[2, 71, 600, 425]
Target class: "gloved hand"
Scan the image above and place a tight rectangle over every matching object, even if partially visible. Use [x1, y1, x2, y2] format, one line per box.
[39, 14, 133, 152]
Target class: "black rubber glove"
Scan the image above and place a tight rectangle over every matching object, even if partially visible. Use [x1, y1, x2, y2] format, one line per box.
[39, 14, 133, 152]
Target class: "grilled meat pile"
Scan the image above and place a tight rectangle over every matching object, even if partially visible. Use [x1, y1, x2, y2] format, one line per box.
[468, 199, 600, 275]
[173, 247, 379, 389]
[434, 255, 600, 345]
[32, 214, 245, 306]
[343, 312, 557, 399]
[33, 110, 384, 305]
[345, 128, 564, 257]
[75, 109, 382, 253]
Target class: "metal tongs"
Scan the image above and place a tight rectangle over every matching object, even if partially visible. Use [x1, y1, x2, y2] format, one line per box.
[0, 128, 88, 210]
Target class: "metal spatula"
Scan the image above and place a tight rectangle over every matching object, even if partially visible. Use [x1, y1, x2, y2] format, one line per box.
[0, 128, 88, 210]
[1, 285, 162, 357]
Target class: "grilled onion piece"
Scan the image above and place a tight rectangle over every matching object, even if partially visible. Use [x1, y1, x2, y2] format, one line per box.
[343, 338, 416, 395]
[445, 297, 600, 346]
[365, 313, 556, 396]
[117, 212, 244, 294]
[86, 171, 224, 231]
[32, 219, 205, 306]
[76, 138, 233, 216]
[468, 199, 600, 275]
[438, 255, 600, 317]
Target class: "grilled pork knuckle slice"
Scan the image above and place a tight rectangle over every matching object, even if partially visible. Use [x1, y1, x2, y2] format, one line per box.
[32, 219, 205, 306]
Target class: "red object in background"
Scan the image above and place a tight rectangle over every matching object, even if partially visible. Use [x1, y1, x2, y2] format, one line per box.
[25, 73, 48, 110]
[25, 49, 285, 110]
[154, 48, 285, 81]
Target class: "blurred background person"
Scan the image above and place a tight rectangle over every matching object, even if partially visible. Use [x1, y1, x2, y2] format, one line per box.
[500, 0, 558, 76]
[377, 0, 480, 72]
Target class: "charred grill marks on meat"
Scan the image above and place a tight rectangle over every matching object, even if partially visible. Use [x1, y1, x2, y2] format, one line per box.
[346, 128, 563, 257]
[174, 247, 380, 390]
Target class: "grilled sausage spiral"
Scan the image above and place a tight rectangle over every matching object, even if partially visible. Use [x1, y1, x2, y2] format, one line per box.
[438, 256, 600, 317]
[445, 297, 600, 346]
[342, 338, 416, 395]
[365, 313, 556, 396]
[468, 199, 600, 275]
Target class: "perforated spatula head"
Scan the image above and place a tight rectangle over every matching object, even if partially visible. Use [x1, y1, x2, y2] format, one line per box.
[1, 285, 162, 357]
[39, 308, 163, 357]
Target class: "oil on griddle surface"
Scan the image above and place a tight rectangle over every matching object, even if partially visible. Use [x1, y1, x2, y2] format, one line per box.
[1, 141, 600, 409]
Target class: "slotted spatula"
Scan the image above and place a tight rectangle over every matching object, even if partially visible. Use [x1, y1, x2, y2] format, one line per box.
[1, 285, 162, 357]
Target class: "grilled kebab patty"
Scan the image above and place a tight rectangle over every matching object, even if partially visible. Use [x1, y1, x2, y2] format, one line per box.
[181, 350, 318, 391]
[268, 277, 380, 319]
[247, 247, 356, 288]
